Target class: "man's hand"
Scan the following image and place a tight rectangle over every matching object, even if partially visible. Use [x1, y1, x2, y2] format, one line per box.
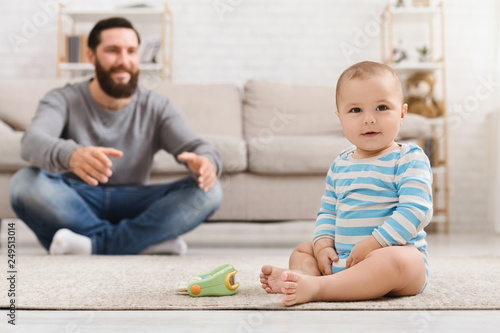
[346, 235, 382, 269]
[69, 146, 123, 186]
[313, 238, 338, 275]
[177, 152, 217, 192]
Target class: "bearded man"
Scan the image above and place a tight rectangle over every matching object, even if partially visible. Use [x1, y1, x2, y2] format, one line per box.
[9, 17, 222, 255]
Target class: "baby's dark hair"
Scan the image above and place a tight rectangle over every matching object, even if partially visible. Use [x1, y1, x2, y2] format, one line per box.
[335, 61, 403, 107]
[87, 17, 141, 52]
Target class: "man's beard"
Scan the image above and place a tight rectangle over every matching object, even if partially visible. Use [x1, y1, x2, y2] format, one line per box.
[95, 59, 139, 98]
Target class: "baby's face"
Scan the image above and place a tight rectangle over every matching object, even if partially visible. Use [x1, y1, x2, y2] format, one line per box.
[336, 73, 406, 159]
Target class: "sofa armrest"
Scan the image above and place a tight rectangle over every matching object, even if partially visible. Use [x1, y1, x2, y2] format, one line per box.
[0, 121, 28, 171]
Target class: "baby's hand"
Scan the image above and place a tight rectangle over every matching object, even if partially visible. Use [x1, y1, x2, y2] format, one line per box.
[346, 235, 382, 269]
[313, 238, 338, 275]
[316, 247, 339, 275]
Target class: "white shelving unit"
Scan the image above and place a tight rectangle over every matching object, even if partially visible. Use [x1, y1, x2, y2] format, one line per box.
[392, 62, 443, 72]
[381, 1, 450, 233]
[56, 3, 173, 82]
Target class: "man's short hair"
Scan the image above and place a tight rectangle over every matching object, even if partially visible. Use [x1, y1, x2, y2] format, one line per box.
[335, 61, 403, 107]
[87, 17, 141, 52]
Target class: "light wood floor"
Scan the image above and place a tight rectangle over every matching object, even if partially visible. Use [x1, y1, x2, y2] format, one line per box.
[1, 219, 500, 333]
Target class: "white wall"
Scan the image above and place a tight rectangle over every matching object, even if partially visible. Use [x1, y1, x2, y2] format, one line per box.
[0, 0, 498, 232]
[444, 0, 499, 232]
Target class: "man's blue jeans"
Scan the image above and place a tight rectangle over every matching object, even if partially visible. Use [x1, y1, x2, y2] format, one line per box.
[9, 167, 222, 254]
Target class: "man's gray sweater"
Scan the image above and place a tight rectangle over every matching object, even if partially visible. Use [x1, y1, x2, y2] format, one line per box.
[21, 80, 221, 185]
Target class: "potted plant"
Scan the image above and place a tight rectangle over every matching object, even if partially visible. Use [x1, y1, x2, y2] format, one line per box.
[417, 45, 429, 62]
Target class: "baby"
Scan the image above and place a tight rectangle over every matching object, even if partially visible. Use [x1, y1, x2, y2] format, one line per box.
[260, 61, 432, 306]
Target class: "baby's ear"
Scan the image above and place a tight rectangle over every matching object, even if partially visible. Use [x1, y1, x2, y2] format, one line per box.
[335, 110, 340, 118]
[401, 104, 408, 118]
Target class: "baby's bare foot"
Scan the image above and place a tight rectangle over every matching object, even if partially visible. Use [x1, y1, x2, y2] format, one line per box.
[260, 265, 287, 293]
[281, 271, 321, 306]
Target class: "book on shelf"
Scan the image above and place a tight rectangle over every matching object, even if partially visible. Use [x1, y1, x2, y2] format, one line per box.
[423, 137, 437, 166]
[66, 35, 90, 63]
[67, 35, 79, 63]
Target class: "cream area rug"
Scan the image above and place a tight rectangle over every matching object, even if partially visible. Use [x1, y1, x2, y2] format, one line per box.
[1, 255, 499, 310]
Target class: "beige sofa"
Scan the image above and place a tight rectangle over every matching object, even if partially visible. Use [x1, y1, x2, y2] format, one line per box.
[0, 79, 430, 222]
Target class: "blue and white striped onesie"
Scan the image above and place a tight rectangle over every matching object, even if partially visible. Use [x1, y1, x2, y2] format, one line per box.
[313, 142, 433, 274]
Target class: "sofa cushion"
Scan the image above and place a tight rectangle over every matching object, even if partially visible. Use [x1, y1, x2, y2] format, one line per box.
[0, 121, 28, 171]
[243, 80, 343, 140]
[153, 83, 242, 139]
[248, 135, 352, 175]
[151, 134, 247, 175]
[0, 79, 68, 130]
